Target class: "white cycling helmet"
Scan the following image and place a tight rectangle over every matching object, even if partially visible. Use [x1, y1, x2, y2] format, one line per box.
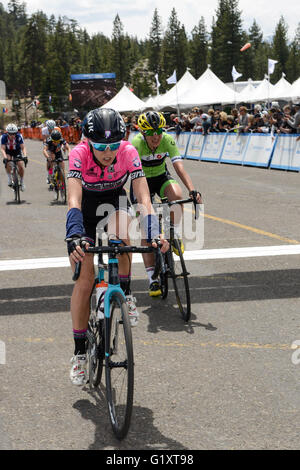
[46, 120, 56, 130]
[6, 123, 18, 134]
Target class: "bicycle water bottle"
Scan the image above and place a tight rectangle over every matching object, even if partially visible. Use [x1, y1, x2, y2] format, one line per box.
[96, 280, 108, 320]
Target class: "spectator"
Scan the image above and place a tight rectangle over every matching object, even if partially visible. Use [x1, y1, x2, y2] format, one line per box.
[237, 106, 249, 133]
[201, 114, 211, 135]
[284, 103, 300, 133]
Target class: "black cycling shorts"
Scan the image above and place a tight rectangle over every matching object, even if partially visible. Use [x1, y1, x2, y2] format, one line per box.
[82, 190, 131, 244]
[130, 171, 178, 204]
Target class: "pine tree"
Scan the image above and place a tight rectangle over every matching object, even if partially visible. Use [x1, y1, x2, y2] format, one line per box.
[148, 8, 163, 76]
[271, 16, 289, 82]
[111, 14, 130, 89]
[211, 0, 243, 82]
[161, 8, 188, 87]
[190, 17, 208, 78]
[286, 23, 300, 83]
[18, 12, 48, 96]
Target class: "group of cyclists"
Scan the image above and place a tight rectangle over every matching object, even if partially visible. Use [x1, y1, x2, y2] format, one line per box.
[2, 108, 202, 386]
[1, 119, 69, 194]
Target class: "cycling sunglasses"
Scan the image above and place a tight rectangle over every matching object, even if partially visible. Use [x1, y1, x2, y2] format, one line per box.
[90, 141, 121, 152]
[144, 128, 163, 136]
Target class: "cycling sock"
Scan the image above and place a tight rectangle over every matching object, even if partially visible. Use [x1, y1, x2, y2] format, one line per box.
[73, 328, 87, 355]
[146, 266, 155, 286]
[120, 274, 131, 296]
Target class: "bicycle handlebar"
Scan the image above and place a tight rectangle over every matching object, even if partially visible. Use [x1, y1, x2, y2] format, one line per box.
[155, 196, 200, 219]
[72, 242, 165, 282]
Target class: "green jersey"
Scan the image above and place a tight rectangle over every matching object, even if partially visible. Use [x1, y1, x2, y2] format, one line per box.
[131, 132, 182, 178]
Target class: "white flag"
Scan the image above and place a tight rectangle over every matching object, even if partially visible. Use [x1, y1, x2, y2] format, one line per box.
[232, 66, 242, 82]
[166, 70, 177, 85]
[268, 58, 278, 75]
[155, 73, 160, 88]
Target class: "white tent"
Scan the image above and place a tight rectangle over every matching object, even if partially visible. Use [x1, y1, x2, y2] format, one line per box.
[269, 75, 293, 101]
[250, 78, 276, 103]
[157, 70, 197, 109]
[235, 80, 257, 103]
[291, 77, 300, 101]
[101, 85, 146, 112]
[143, 95, 160, 110]
[167, 67, 235, 108]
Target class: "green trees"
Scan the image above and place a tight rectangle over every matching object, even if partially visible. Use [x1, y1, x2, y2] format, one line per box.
[0, 0, 299, 109]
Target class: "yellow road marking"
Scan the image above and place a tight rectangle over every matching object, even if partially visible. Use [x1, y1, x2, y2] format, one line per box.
[29, 157, 45, 166]
[139, 339, 291, 351]
[2, 336, 291, 351]
[201, 213, 300, 245]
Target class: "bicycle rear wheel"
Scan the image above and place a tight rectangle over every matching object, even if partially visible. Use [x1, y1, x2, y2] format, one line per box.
[105, 291, 134, 440]
[58, 169, 67, 204]
[169, 238, 191, 322]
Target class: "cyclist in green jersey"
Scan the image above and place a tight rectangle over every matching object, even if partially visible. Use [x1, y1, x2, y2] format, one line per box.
[131, 111, 202, 297]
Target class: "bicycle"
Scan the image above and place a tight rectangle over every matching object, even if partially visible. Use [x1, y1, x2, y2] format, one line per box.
[50, 155, 68, 204]
[153, 196, 199, 323]
[72, 237, 163, 440]
[5, 155, 27, 204]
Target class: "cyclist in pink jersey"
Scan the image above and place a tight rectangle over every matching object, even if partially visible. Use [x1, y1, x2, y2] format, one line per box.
[66, 108, 168, 385]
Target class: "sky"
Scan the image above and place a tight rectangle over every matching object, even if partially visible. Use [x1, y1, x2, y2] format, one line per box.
[1, 0, 299, 41]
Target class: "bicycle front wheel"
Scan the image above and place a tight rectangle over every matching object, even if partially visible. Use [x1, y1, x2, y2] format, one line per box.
[12, 170, 20, 204]
[105, 291, 134, 440]
[87, 315, 104, 389]
[169, 239, 191, 322]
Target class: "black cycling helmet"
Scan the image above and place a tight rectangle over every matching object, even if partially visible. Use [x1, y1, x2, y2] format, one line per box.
[83, 108, 126, 143]
[51, 129, 62, 141]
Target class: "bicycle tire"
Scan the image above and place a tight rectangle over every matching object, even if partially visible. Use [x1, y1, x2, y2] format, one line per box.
[58, 168, 67, 204]
[160, 252, 169, 299]
[12, 168, 20, 204]
[105, 291, 134, 440]
[87, 314, 105, 389]
[169, 238, 191, 322]
[53, 168, 60, 201]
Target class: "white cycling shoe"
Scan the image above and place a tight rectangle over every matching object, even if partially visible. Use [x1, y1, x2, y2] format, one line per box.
[70, 354, 87, 386]
[126, 295, 139, 327]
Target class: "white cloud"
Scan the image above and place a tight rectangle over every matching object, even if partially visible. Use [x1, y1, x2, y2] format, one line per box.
[1, 0, 299, 39]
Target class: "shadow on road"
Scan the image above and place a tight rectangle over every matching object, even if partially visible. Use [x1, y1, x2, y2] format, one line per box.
[1, 268, 300, 317]
[73, 390, 187, 450]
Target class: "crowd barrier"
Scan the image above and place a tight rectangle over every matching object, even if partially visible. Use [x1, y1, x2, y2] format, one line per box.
[21, 126, 82, 144]
[128, 131, 300, 172]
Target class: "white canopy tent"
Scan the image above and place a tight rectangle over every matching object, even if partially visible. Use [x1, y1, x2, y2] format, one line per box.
[101, 85, 146, 112]
[166, 67, 236, 109]
[269, 75, 293, 101]
[235, 80, 257, 103]
[157, 70, 197, 109]
[250, 78, 276, 103]
[143, 94, 160, 110]
[291, 77, 300, 101]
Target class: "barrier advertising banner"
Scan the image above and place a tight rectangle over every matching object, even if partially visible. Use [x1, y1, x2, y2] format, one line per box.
[243, 133, 276, 167]
[270, 134, 300, 171]
[220, 133, 249, 164]
[185, 133, 205, 160]
[201, 133, 227, 162]
[168, 132, 190, 158]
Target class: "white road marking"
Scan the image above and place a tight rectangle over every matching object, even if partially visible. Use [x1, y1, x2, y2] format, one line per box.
[0, 244, 300, 271]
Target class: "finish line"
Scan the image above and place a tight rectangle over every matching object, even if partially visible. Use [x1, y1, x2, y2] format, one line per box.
[1, 244, 300, 271]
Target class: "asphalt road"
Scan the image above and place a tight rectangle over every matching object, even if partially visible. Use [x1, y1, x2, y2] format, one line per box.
[0, 139, 300, 450]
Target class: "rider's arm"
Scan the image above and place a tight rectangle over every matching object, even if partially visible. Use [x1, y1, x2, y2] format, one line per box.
[172, 160, 202, 203]
[20, 143, 27, 157]
[43, 144, 51, 159]
[63, 142, 70, 153]
[1, 144, 7, 160]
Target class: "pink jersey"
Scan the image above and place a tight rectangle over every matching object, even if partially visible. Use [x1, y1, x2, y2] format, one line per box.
[68, 140, 145, 198]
